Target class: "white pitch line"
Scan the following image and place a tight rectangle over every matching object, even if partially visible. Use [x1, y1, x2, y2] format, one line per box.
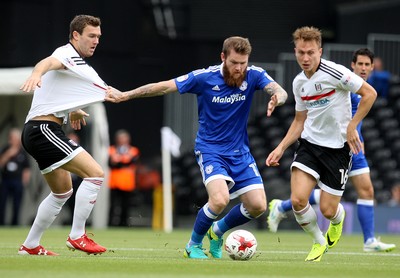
[110, 247, 400, 257]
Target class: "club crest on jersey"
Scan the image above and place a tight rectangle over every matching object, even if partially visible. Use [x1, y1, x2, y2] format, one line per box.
[342, 75, 351, 86]
[205, 164, 213, 174]
[314, 83, 322, 92]
[239, 81, 248, 91]
[176, 74, 189, 82]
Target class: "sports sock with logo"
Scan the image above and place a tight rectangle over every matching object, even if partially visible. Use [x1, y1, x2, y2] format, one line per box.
[23, 189, 73, 248]
[69, 177, 103, 239]
[293, 202, 325, 245]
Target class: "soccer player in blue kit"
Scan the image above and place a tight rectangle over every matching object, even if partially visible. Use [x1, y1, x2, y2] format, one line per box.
[267, 48, 396, 252]
[105, 36, 288, 259]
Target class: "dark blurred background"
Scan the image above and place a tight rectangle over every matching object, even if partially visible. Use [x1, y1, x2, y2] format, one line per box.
[1, 0, 399, 160]
[1, 0, 400, 228]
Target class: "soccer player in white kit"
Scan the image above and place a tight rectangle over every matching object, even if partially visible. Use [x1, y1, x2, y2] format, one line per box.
[266, 27, 377, 262]
[18, 15, 107, 256]
[267, 48, 396, 252]
[105, 36, 288, 259]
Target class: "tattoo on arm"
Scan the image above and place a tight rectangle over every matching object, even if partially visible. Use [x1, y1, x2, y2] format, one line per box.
[127, 83, 163, 100]
[264, 82, 288, 105]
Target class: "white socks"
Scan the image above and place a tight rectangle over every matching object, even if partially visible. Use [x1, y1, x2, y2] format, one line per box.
[330, 203, 345, 225]
[23, 189, 73, 248]
[69, 177, 103, 239]
[293, 203, 326, 245]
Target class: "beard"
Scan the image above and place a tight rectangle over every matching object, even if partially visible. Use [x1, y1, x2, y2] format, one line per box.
[223, 64, 246, 87]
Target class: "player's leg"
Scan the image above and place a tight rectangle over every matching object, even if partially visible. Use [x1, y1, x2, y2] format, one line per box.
[62, 151, 106, 254]
[212, 188, 266, 237]
[208, 187, 265, 258]
[351, 172, 396, 252]
[319, 191, 345, 249]
[267, 189, 321, 232]
[185, 179, 229, 259]
[18, 121, 78, 255]
[208, 152, 266, 250]
[291, 167, 327, 261]
[19, 168, 73, 256]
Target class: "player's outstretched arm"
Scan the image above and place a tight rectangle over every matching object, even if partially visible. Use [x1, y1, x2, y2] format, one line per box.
[266, 110, 306, 167]
[105, 79, 178, 103]
[20, 56, 64, 93]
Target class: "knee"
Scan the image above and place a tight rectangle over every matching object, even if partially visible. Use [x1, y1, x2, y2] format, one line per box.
[249, 202, 267, 218]
[291, 196, 308, 211]
[208, 195, 229, 213]
[91, 168, 105, 178]
[320, 206, 337, 219]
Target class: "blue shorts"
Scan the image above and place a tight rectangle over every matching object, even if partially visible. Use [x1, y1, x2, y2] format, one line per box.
[195, 150, 264, 199]
[348, 150, 369, 177]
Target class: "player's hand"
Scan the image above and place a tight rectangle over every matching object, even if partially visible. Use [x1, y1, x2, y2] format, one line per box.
[267, 94, 278, 117]
[69, 109, 89, 130]
[20, 74, 42, 93]
[266, 146, 284, 167]
[105, 86, 124, 103]
[347, 126, 362, 155]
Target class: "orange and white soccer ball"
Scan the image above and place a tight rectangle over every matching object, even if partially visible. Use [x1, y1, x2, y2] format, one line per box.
[224, 229, 257, 260]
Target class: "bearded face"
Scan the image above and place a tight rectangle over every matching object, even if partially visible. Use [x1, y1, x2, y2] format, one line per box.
[223, 62, 247, 87]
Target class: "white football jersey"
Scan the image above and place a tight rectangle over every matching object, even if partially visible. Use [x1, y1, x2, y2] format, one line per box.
[293, 58, 364, 148]
[25, 43, 107, 123]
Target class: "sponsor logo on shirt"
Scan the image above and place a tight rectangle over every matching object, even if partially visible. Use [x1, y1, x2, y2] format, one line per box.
[301, 89, 335, 108]
[306, 98, 330, 108]
[212, 93, 246, 104]
[212, 85, 220, 91]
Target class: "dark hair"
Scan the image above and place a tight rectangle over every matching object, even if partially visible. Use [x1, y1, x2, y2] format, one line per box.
[352, 48, 374, 64]
[69, 15, 101, 40]
[222, 36, 252, 57]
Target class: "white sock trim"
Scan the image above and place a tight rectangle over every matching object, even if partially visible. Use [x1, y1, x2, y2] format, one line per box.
[357, 199, 374, 206]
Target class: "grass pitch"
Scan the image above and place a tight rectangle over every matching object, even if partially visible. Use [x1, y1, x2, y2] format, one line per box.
[0, 227, 399, 277]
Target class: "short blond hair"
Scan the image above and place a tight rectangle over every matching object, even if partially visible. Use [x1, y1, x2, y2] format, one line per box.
[292, 26, 322, 48]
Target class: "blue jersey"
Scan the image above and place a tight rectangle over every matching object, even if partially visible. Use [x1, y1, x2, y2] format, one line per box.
[350, 92, 364, 143]
[175, 64, 274, 155]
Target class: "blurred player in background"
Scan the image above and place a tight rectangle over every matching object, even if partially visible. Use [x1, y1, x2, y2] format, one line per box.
[267, 48, 395, 253]
[106, 36, 288, 259]
[18, 14, 107, 256]
[0, 128, 31, 226]
[266, 28, 377, 262]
